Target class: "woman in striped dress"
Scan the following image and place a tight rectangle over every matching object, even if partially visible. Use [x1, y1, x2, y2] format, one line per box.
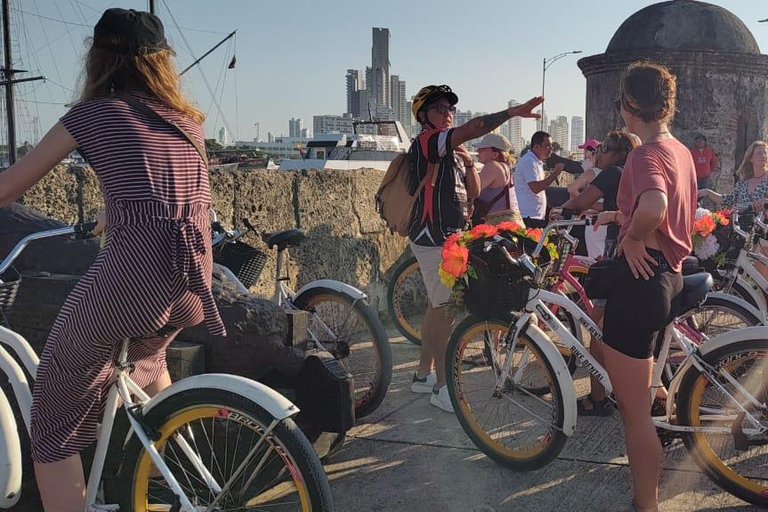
[0, 9, 224, 511]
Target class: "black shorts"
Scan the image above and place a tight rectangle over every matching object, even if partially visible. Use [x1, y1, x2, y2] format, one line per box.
[602, 249, 683, 359]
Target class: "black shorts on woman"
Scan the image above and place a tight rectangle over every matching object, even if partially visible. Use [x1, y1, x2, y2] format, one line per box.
[602, 248, 683, 359]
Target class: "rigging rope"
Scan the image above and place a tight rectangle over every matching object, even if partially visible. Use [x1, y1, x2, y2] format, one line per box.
[160, 0, 235, 141]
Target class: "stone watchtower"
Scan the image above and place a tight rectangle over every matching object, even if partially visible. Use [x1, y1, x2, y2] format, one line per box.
[577, 0, 768, 192]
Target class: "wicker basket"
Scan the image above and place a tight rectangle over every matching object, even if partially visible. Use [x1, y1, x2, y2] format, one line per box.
[0, 267, 21, 322]
[213, 241, 267, 289]
[463, 237, 534, 319]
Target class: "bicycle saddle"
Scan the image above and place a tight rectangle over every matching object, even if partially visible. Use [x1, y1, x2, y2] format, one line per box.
[678, 272, 713, 316]
[681, 255, 703, 276]
[262, 229, 306, 251]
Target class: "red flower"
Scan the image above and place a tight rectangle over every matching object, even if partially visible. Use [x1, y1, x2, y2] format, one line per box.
[441, 243, 469, 278]
[525, 228, 544, 241]
[694, 216, 716, 237]
[470, 224, 499, 239]
[496, 221, 525, 234]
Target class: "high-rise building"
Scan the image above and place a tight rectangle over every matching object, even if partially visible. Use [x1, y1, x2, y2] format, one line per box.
[267, 132, 275, 143]
[288, 118, 304, 138]
[571, 116, 584, 156]
[218, 126, 229, 146]
[346, 69, 365, 116]
[507, 100, 524, 154]
[548, 116, 570, 154]
[313, 114, 355, 135]
[390, 75, 408, 128]
[371, 28, 390, 108]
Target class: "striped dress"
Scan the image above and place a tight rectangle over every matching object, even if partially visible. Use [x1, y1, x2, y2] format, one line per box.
[30, 91, 225, 464]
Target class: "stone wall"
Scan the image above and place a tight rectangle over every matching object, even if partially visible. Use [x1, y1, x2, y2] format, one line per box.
[18, 164, 410, 317]
[579, 50, 768, 196]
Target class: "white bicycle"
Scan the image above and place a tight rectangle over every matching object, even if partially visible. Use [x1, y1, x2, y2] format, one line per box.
[0, 223, 334, 511]
[210, 213, 392, 420]
[446, 219, 768, 507]
[713, 207, 768, 319]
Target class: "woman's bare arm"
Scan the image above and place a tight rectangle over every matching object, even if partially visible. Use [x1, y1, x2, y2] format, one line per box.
[0, 122, 77, 207]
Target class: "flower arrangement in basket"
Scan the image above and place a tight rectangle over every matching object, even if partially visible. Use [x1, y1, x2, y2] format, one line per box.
[692, 208, 732, 267]
[438, 221, 557, 316]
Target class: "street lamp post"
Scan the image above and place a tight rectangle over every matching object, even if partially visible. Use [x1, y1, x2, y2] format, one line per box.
[541, 50, 582, 131]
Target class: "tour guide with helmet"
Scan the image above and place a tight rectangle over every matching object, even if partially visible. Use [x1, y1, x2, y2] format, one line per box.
[403, 86, 545, 414]
[411, 84, 459, 127]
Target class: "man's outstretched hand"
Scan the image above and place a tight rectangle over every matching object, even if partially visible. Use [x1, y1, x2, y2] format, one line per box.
[509, 97, 544, 119]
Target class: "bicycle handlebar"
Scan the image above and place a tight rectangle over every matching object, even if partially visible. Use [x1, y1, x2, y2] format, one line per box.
[531, 218, 596, 258]
[0, 221, 97, 276]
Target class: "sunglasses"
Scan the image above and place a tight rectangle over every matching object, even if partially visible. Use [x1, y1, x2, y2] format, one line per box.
[429, 103, 457, 115]
[597, 144, 615, 154]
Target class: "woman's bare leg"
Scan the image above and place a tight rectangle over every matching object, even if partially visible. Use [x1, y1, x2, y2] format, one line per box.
[35, 455, 86, 512]
[603, 343, 659, 511]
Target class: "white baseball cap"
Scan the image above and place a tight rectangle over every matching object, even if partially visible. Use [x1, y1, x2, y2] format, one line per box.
[476, 133, 511, 152]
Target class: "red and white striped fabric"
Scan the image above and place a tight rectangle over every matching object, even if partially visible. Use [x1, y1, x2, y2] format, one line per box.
[30, 91, 225, 464]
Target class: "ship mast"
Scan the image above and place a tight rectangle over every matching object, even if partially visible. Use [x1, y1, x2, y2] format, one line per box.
[1, 0, 45, 166]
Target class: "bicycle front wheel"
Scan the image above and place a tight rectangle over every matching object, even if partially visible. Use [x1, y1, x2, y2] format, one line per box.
[117, 388, 334, 511]
[387, 256, 426, 345]
[446, 316, 568, 471]
[294, 287, 392, 419]
[677, 339, 768, 507]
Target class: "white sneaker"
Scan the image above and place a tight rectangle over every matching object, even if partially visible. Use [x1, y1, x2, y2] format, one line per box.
[410, 371, 436, 394]
[430, 385, 455, 413]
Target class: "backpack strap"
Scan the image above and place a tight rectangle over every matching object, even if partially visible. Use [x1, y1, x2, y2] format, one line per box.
[115, 92, 209, 167]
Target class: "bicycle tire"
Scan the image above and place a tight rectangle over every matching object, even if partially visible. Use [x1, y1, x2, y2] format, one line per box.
[446, 316, 568, 470]
[664, 295, 762, 388]
[116, 388, 334, 511]
[293, 287, 392, 419]
[387, 256, 426, 346]
[677, 339, 768, 507]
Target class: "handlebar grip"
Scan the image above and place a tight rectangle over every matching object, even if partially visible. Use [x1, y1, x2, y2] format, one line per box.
[211, 221, 224, 232]
[73, 221, 98, 239]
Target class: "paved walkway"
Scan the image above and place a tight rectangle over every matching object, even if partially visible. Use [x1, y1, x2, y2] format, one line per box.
[326, 335, 762, 512]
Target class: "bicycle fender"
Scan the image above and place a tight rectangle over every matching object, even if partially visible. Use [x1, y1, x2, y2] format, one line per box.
[0, 388, 21, 508]
[707, 292, 766, 325]
[294, 280, 367, 301]
[735, 277, 768, 319]
[695, 326, 768, 358]
[524, 323, 577, 437]
[142, 374, 299, 421]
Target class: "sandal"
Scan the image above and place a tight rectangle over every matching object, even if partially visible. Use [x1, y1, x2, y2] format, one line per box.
[577, 394, 613, 417]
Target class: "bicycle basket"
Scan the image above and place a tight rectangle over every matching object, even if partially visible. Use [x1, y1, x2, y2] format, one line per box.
[213, 241, 267, 289]
[0, 267, 21, 319]
[463, 239, 532, 319]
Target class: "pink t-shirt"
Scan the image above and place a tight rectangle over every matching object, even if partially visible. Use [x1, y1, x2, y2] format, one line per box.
[617, 138, 697, 272]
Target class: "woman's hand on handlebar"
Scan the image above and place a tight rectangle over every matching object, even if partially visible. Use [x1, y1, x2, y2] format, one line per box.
[752, 198, 768, 212]
[593, 210, 621, 230]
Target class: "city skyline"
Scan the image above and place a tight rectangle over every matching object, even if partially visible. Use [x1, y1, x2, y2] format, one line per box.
[12, 0, 768, 146]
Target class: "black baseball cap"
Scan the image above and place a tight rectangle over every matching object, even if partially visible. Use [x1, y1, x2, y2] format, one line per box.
[93, 8, 171, 55]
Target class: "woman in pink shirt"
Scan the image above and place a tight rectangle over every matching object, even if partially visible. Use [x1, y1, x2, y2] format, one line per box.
[594, 62, 697, 512]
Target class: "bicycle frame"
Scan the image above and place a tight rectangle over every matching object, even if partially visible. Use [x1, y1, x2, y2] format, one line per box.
[500, 288, 767, 437]
[0, 224, 300, 511]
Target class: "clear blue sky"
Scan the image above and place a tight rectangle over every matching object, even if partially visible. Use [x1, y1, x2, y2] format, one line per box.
[12, 0, 768, 144]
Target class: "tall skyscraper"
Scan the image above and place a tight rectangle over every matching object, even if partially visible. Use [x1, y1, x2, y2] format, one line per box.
[548, 116, 570, 154]
[571, 116, 584, 155]
[288, 118, 304, 138]
[390, 75, 408, 125]
[371, 28, 390, 108]
[218, 126, 229, 146]
[507, 100, 524, 154]
[346, 69, 365, 116]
